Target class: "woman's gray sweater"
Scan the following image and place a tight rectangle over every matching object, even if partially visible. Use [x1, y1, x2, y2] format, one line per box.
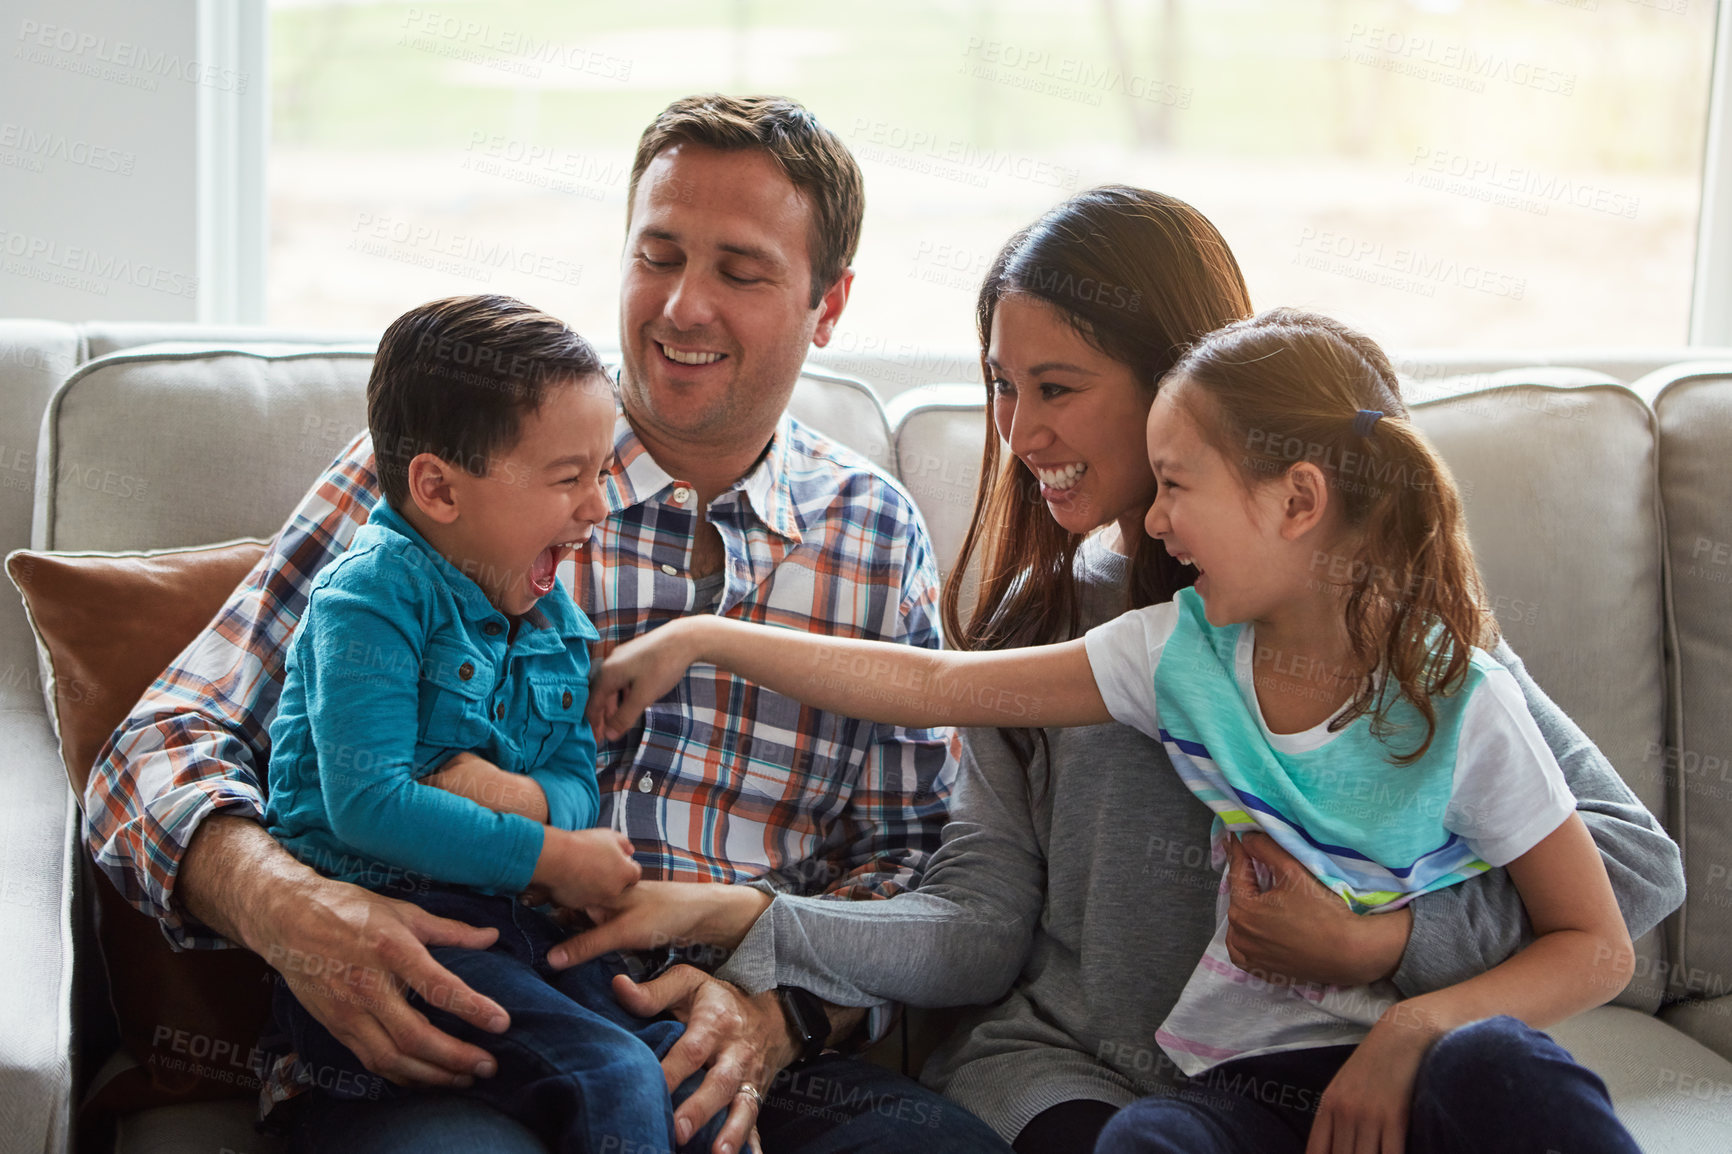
[717, 539, 1685, 1142]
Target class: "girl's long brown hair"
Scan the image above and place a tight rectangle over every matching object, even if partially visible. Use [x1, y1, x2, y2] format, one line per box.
[1168, 308, 1499, 764]
[941, 186, 1253, 771]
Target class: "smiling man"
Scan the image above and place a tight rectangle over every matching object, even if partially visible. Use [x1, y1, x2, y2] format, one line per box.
[85, 95, 1010, 1154]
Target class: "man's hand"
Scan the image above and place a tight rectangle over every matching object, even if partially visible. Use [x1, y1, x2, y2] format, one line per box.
[179, 816, 511, 1087]
[1224, 832, 1412, 988]
[268, 876, 518, 1086]
[422, 751, 549, 822]
[546, 881, 773, 970]
[614, 965, 799, 1154]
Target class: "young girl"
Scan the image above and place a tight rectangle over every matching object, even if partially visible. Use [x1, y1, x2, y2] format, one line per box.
[587, 308, 1638, 1154]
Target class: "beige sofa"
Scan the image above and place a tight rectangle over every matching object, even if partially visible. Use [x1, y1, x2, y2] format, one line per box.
[4, 321, 1732, 1152]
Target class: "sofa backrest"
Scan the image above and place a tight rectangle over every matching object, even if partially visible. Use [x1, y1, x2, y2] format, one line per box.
[14, 327, 1718, 1015]
[892, 373, 1670, 803]
[0, 320, 81, 713]
[887, 384, 989, 605]
[810, 345, 1732, 403]
[1407, 372, 1668, 828]
[35, 344, 895, 554]
[36, 345, 376, 553]
[784, 365, 894, 471]
[1634, 364, 1732, 1004]
[890, 371, 1674, 1009]
[76, 322, 377, 362]
[891, 377, 1668, 788]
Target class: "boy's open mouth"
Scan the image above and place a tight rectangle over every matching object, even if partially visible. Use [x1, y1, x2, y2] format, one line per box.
[530, 540, 585, 597]
[531, 547, 558, 596]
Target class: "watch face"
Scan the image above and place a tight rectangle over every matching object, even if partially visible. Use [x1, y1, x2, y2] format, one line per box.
[779, 986, 827, 1061]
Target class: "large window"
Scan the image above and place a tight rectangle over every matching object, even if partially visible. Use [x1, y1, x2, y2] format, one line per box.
[270, 0, 1717, 389]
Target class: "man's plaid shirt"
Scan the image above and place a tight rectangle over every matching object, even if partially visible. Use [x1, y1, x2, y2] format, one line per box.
[85, 407, 958, 948]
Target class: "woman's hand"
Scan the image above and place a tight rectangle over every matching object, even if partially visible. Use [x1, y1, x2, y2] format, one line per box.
[588, 619, 710, 741]
[421, 752, 551, 822]
[1306, 1005, 1442, 1154]
[546, 881, 773, 969]
[1225, 833, 1413, 988]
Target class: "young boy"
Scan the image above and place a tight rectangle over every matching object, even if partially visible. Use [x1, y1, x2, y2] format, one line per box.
[264, 295, 717, 1154]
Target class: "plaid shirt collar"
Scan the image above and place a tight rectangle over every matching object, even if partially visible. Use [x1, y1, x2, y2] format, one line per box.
[606, 409, 805, 546]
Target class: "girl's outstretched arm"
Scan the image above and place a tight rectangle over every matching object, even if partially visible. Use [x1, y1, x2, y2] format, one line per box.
[588, 616, 1111, 740]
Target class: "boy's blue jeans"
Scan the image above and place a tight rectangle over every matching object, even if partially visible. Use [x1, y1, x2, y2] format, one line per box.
[271, 885, 722, 1154]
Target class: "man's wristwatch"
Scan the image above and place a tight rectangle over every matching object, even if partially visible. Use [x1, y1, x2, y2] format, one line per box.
[774, 985, 829, 1067]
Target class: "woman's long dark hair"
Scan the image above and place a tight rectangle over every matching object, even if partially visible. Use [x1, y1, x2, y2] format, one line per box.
[940, 186, 1253, 772]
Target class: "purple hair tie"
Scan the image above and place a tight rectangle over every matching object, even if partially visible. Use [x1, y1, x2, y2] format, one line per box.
[1353, 409, 1384, 438]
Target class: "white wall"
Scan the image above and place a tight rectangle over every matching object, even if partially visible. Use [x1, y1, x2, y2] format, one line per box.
[0, 0, 259, 322]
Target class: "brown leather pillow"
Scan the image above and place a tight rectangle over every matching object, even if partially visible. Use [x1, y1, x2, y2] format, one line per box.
[6, 539, 278, 1110]
[6, 539, 267, 792]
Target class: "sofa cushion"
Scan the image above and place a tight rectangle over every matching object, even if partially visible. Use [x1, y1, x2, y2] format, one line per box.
[5, 538, 276, 1111]
[888, 377, 1669, 806]
[0, 706, 75, 1154]
[37, 345, 377, 553]
[808, 346, 1732, 405]
[4, 539, 266, 790]
[808, 344, 982, 402]
[886, 383, 988, 597]
[785, 364, 894, 472]
[1406, 375, 1667, 818]
[1660, 994, 1732, 1067]
[77, 322, 375, 361]
[38, 345, 896, 556]
[1548, 1005, 1732, 1152]
[1636, 364, 1732, 1008]
[113, 1098, 287, 1154]
[888, 374, 1672, 1008]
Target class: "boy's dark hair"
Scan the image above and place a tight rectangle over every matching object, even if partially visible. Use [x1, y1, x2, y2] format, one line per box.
[367, 294, 606, 511]
[628, 94, 863, 308]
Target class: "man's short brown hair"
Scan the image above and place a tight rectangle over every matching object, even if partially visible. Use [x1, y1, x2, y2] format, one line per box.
[628, 94, 864, 308]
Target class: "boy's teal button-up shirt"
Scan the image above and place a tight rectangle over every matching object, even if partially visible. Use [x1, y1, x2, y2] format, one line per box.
[264, 500, 601, 897]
